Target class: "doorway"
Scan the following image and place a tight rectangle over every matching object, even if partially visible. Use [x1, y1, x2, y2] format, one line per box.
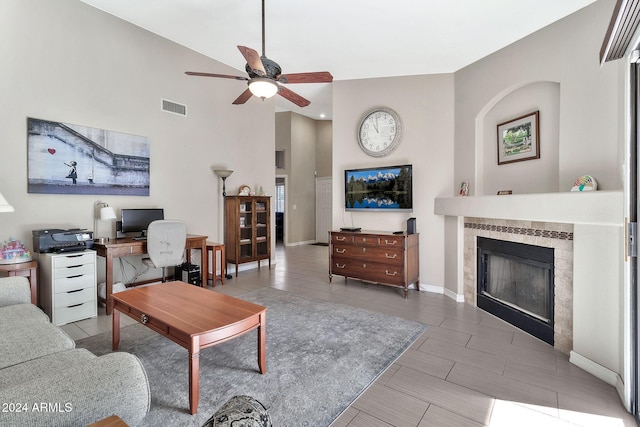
[275, 176, 286, 245]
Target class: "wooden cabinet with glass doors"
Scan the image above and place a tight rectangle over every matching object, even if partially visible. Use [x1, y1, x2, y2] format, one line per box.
[224, 196, 271, 277]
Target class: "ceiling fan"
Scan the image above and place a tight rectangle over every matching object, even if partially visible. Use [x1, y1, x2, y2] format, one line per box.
[185, 0, 333, 107]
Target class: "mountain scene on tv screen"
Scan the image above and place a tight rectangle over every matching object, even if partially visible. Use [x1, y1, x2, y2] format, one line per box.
[346, 166, 412, 209]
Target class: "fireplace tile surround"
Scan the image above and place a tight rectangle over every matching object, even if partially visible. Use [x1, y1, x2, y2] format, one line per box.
[464, 217, 574, 354]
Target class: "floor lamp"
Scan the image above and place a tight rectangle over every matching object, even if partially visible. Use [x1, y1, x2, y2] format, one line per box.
[213, 169, 233, 280]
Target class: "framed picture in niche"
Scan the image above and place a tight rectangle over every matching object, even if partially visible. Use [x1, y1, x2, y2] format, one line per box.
[497, 111, 540, 165]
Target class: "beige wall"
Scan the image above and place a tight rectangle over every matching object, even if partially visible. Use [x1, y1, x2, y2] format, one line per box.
[454, 0, 623, 196]
[275, 112, 331, 245]
[315, 121, 333, 178]
[333, 74, 455, 289]
[0, 0, 275, 282]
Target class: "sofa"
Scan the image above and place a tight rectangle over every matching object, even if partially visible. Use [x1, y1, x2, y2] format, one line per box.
[0, 276, 150, 426]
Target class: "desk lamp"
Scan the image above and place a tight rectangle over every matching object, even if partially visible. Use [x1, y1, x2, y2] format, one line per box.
[93, 201, 117, 243]
[0, 192, 14, 213]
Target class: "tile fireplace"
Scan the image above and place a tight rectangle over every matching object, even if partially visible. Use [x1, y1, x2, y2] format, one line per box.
[464, 218, 573, 354]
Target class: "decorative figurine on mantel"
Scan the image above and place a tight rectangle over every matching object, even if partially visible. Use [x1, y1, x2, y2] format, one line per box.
[571, 175, 597, 192]
[258, 186, 265, 196]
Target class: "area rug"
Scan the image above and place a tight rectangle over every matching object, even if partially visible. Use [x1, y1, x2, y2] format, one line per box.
[76, 288, 427, 426]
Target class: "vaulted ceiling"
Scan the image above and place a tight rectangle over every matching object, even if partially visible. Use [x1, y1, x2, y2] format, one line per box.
[80, 0, 598, 120]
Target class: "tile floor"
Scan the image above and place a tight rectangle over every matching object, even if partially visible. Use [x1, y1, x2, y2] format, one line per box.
[61, 244, 637, 427]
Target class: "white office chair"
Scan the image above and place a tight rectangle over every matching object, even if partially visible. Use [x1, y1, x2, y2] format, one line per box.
[142, 219, 187, 282]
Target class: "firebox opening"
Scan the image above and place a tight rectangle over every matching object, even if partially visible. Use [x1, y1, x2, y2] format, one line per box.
[477, 237, 554, 345]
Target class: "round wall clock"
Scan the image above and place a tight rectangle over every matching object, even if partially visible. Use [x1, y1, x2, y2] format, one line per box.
[357, 107, 402, 157]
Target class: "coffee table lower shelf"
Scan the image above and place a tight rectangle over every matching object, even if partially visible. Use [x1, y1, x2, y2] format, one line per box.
[111, 281, 267, 415]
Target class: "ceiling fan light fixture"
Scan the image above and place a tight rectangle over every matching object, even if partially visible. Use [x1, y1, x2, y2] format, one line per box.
[248, 78, 278, 100]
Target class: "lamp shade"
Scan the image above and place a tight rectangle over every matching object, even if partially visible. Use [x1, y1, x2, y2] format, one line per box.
[99, 206, 117, 221]
[213, 169, 234, 179]
[0, 192, 14, 213]
[248, 78, 278, 99]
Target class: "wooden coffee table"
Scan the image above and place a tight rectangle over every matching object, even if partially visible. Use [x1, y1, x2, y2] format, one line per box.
[111, 281, 266, 415]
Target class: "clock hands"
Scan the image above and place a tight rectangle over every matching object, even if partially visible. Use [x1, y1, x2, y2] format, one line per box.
[373, 116, 379, 133]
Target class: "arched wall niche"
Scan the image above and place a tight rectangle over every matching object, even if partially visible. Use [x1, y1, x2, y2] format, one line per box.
[473, 81, 560, 196]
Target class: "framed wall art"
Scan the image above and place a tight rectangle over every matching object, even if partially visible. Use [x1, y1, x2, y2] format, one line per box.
[27, 118, 150, 196]
[496, 111, 540, 165]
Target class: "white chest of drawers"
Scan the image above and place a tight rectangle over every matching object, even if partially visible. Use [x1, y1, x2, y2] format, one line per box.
[36, 250, 97, 325]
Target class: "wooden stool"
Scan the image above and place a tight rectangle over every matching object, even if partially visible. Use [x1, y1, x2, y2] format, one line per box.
[206, 242, 225, 286]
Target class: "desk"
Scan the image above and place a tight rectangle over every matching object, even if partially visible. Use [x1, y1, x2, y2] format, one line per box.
[0, 260, 38, 305]
[93, 234, 207, 315]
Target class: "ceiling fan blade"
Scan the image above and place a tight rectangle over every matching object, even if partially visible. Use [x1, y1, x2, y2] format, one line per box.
[278, 72, 333, 84]
[278, 86, 311, 107]
[232, 88, 254, 105]
[237, 46, 266, 77]
[185, 71, 248, 81]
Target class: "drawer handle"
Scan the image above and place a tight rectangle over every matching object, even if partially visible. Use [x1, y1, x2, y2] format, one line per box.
[385, 270, 398, 276]
[335, 263, 346, 269]
[385, 253, 398, 259]
[384, 240, 398, 245]
[141, 314, 149, 324]
[67, 303, 83, 308]
[66, 265, 83, 269]
[66, 289, 83, 294]
[336, 236, 346, 241]
[65, 254, 84, 258]
[66, 274, 83, 279]
[336, 248, 346, 254]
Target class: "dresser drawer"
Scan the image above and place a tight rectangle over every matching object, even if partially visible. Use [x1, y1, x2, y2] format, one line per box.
[54, 263, 94, 279]
[353, 235, 379, 246]
[377, 235, 405, 246]
[331, 233, 354, 244]
[54, 301, 96, 325]
[332, 245, 404, 265]
[54, 273, 95, 293]
[55, 286, 95, 307]
[331, 258, 404, 286]
[52, 252, 95, 268]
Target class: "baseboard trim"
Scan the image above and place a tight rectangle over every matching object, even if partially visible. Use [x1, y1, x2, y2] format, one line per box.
[420, 284, 443, 294]
[445, 288, 465, 303]
[569, 351, 619, 387]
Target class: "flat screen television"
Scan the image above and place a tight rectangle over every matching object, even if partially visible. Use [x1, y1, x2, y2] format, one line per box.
[344, 164, 413, 211]
[120, 208, 164, 237]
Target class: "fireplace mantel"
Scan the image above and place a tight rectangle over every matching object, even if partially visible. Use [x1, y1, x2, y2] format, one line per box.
[434, 191, 623, 226]
[435, 190, 624, 388]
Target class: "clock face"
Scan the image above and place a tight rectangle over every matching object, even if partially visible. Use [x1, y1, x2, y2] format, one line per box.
[357, 107, 402, 157]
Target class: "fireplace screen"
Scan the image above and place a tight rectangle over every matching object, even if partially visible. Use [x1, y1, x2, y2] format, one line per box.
[477, 237, 554, 344]
[484, 255, 550, 322]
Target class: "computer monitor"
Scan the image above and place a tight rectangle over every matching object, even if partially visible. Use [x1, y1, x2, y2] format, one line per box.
[120, 208, 164, 238]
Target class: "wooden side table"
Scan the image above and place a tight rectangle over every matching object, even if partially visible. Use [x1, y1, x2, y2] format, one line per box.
[87, 415, 129, 427]
[206, 242, 225, 286]
[0, 260, 38, 305]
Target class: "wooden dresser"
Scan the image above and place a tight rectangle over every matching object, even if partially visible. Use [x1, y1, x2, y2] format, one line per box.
[329, 230, 419, 298]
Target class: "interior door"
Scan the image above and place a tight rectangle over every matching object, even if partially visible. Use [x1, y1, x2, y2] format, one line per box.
[315, 177, 332, 243]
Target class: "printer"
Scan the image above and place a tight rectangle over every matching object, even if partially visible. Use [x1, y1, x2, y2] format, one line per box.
[32, 229, 94, 253]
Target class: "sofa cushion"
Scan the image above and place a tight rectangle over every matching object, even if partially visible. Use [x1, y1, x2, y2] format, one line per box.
[0, 348, 96, 389]
[0, 303, 50, 324]
[0, 321, 74, 369]
[0, 352, 150, 427]
[0, 276, 31, 307]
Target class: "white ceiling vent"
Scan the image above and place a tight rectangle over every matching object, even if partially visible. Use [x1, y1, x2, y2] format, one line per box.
[161, 98, 187, 117]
